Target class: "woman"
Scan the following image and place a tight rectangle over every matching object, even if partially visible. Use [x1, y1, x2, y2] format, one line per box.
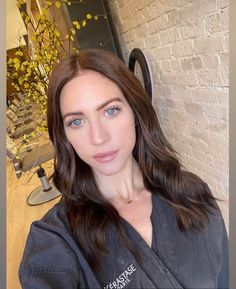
[19, 49, 228, 289]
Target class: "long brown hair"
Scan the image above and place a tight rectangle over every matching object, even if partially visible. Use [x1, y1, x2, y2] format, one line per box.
[47, 49, 217, 269]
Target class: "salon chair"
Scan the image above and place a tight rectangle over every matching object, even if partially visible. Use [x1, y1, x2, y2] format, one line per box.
[11, 141, 61, 206]
[7, 106, 44, 140]
[7, 117, 38, 140]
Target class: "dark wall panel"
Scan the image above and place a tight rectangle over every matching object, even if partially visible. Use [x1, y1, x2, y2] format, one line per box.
[65, 0, 122, 58]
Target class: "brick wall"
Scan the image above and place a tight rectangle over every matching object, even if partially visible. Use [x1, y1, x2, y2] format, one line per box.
[108, 0, 229, 223]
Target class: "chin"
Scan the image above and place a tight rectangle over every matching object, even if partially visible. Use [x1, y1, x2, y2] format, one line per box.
[94, 165, 124, 176]
[92, 158, 131, 177]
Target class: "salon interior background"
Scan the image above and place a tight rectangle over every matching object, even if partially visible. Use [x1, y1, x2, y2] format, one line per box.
[7, 0, 228, 222]
[6, 1, 229, 288]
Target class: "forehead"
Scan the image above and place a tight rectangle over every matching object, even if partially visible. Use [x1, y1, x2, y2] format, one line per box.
[60, 70, 126, 113]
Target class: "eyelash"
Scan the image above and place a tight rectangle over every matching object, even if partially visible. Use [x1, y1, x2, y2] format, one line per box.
[104, 106, 121, 117]
[65, 105, 121, 128]
[65, 118, 83, 128]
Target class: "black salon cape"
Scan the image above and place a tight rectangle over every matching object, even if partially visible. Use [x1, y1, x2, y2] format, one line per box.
[19, 193, 229, 289]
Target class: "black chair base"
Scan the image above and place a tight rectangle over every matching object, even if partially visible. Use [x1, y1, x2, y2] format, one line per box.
[27, 184, 61, 206]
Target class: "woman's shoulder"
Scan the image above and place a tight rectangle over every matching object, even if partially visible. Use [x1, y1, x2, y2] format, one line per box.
[19, 200, 84, 285]
[153, 189, 227, 235]
[21, 201, 76, 269]
[152, 192, 228, 269]
[39, 198, 71, 230]
[22, 199, 76, 256]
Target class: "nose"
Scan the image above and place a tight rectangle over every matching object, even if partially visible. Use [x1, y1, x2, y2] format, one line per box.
[89, 120, 110, 145]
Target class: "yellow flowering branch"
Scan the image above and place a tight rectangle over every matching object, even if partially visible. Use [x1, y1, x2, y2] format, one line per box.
[8, 0, 107, 140]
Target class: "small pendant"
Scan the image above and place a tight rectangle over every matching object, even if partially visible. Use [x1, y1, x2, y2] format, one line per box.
[127, 199, 132, 204]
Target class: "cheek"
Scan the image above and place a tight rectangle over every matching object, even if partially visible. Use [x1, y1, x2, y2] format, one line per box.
[65, 131, 89, 158]
[115, 116, 136, 147]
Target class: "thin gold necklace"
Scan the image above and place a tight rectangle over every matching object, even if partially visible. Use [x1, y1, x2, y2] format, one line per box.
[109, 195, 133, 204]
[122, 196, 133, 204]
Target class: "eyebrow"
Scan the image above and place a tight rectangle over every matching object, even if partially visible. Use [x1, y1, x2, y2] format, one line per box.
[62, 97, 123, 121]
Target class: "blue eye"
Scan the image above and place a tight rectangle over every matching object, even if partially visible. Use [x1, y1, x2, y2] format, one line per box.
[65, 118, 83, 128]
[105, 107, 120, 117]
[71, 119, 82, 126]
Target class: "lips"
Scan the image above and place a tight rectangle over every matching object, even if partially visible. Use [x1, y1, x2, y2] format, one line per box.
[93, 150, 118, 163]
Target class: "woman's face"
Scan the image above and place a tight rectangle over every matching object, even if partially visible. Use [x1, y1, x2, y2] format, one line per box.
[60, 69, 136, 176]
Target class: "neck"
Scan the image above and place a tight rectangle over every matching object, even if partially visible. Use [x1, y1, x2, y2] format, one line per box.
[93, 157, 144, 204]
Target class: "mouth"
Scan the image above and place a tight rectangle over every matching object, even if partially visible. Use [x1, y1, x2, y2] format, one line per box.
[93, 150, 118, 163]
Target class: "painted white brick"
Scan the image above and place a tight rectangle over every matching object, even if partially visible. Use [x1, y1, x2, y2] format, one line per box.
[175, 73, 198, 86]
[117, 0, 126, 8]
[174, 142, 192, 156]
[191, 87, 216, 103]
[209, 166, 227, 184]
[119, 6, 131, 20]
[135, 25, 148, 39]
[195, 19, 206, 36]
[223, 33, 229, 52]
[160, 59, 171, 71]
[183, 41, 194, 56]
[181, 58, 192, 70]
[174, 0, 185, 7]
[189, 127, 211, 146]
[196, 70, 225, 86]
[168, 28, 180, 43]
[137, 11, 147, 26]
[192, 148, 214, 166]
[201, 54, 220, 69]
[119, 19, 130, 33]
[208, 142, 223, 158]
[194, 36, 224, 54]
[171, 43, 186, 57]
[180, 18, 206, 39]
[169, 59, 181, 71]
[173, 110, 186, 121]
[181, 0, 203, 24]
[215, 87, 229, 107]
[186, 157, 207, 175]
[142, 7, 156, 22]
[208, 70, 226, 86]
[136, 0, 155, 11]
[184, 102, 204, 114]
[220, 53, 229, 73]
[207, 117, 227, 133]
[128, 18, 140, 29]
[208, 131, 227, 151]
[150, 0, 174, 16]
[145, 34, 161, 48]
[154, 84, 172, 98]
[159, 28, 179, 46]
[155, 15, 168, 31]
[165, 98, 176, 109]
[172, 86, 192, 101]
[127, 1, 139, 14]
[167, 9, 181, 27]
[201, 0, 217, 14]
[221, 71, 229, 88]
[205, 13, 222, 34]
[148, 19, 158, 34]
[218, 0, 229, 9]
[193, 115, 210, 130]
[205, 105, 220, 118]
[159, 30, 171, 45]
[191, 56, 203, 70]
[180, 24, 196, 39]
[153, 46, 171, 59]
